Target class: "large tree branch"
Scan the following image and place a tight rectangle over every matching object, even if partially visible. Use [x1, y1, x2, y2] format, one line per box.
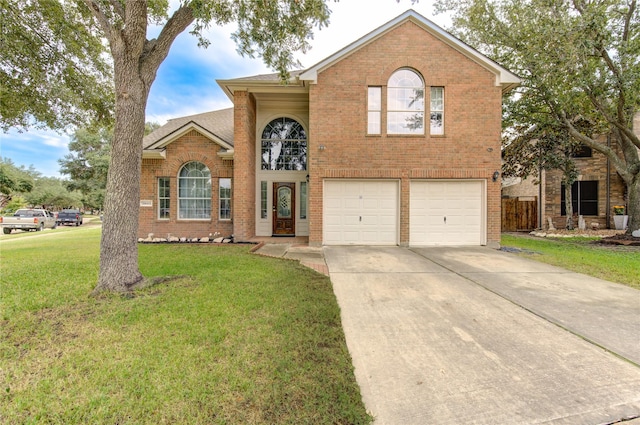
[139, 5, 195, 86]
[84, 0, 119, 43]
[560, 112, 633, 182]
[583, 84, 640, 149]
[84, 0, 118, 46]
[108, 0, 125, 22]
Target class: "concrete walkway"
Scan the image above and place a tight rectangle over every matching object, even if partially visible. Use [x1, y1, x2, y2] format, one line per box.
[253, 243, 329, 276]
[324, 246, 640, 425]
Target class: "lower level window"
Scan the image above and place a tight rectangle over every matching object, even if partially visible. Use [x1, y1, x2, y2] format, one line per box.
[158, 177, 170, 219]
[219, 178, 231, 220]
[178, 162, 211, 219]
[561, 181, 598, 216]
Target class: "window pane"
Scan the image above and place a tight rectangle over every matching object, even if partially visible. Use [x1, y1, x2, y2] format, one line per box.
[368, 87, 381, 110]
[261, 181, 268, 219]
[178, 162, 211, 219]
[579, 181, 598, 215]
[300, 182, 307, 219]
[261, 118, 307, 170]
[430, 112, 443, 135]
[158, 177, 170, 219]
[387, 69, 424, 135]
[368, 87, 381, 135]
[219, 178, 231, 220]
[388, 112, 424, 134]
[430, 87, 444, 135]
[368, 111, 381, 135]
[561, 181, 598, 216]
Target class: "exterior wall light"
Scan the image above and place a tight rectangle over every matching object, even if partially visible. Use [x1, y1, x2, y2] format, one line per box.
[492, 171, 500, 182]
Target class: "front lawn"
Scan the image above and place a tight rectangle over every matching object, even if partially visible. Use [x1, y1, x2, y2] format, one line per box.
[501, 233, 640, 289]
[0, 229, 371, 424]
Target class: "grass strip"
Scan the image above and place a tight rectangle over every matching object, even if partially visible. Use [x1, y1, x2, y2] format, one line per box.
[501, 234, 639, 289]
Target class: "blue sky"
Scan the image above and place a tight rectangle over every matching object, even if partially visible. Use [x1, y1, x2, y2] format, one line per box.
[0, 1, 449, 178]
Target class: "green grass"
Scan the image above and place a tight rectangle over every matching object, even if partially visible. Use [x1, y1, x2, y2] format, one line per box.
[501, 234, 640, 289]
[0, 229, 371, 424]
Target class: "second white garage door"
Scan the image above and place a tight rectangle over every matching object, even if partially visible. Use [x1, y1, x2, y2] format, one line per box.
[324, 180, 398, 245]
[410, 180, 485, 246]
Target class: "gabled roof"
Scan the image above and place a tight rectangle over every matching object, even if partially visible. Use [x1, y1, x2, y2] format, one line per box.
[299, 9, 520, 93]
[143, 108, 234, 159]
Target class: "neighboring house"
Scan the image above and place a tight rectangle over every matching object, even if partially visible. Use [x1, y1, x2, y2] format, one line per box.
[502, 135, 629, 231]
[139, 10, 520, 247]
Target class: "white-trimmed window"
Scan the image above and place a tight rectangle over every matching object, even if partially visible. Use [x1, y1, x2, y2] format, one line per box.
[261, 117, 307, 171]
[367, 87, 381, 134]
[178, 162, 211, 219]
[219, 178, 231, 220]
[300, 181, 307, 219]
[430, 87, 444, 135]
[387, 69, 424, 134]
[260, 181, 268, 219]
[158, 177, 170, 219]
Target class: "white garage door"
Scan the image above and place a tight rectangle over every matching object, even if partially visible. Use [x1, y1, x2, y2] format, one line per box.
[324, 180, 398, 245]
[410, 180, 484, 246]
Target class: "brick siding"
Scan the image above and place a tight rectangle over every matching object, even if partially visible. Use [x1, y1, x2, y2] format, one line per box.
[307, 21, 503, 245]
[138, 130, 234, 239]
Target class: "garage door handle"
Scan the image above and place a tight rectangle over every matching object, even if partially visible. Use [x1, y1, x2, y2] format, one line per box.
[444, 216, 446, 224]
[359, 216, 362, 222]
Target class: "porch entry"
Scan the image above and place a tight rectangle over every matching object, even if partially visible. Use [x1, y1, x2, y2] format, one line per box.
[273, 182, 295, 235]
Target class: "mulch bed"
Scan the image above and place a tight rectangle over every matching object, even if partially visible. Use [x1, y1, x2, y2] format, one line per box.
[597, 233, 640, 246]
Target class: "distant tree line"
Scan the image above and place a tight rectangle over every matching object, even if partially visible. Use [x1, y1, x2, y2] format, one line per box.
[0, 122, 160, 213]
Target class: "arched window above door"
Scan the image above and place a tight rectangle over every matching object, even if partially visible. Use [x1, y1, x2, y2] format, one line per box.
[260, 117, 307, 171]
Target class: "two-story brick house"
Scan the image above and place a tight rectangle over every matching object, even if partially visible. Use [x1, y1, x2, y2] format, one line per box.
[139, 10, 520, 246]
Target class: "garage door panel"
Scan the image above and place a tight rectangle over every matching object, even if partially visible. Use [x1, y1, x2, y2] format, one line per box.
[410, 181, 484, 246]
[324, 180, 398, 245]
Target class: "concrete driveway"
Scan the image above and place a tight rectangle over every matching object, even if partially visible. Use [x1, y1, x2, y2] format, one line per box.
[324, 246, 640, 425]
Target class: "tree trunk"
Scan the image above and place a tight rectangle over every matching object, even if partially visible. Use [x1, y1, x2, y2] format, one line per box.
[94, 55, 148, 293]
[626, 174, 640, 234]
[564, 181, 574, 230]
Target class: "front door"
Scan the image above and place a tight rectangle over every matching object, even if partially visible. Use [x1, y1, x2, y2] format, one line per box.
[273, 182, 295, 235]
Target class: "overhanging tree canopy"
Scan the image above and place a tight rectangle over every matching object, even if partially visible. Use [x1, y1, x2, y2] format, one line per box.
[1, 0, 114, 131]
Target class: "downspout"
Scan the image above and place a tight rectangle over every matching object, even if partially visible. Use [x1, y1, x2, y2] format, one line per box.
[606, 133, 611, 229]
[538, 144, 543, 229]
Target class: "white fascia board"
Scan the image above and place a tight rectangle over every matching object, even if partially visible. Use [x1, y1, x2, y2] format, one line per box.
[216, 77, 307, 100]
[142, 149, 166, 159]
[217, 149, 234, 160]
[146, 122, 233, 152]
[299, 10, 520, 92]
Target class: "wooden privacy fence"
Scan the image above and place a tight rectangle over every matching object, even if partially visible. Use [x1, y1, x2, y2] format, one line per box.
[502, 197, 538, 232]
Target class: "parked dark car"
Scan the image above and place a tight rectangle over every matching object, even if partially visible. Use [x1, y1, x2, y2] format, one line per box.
[57, 209, 83, 226]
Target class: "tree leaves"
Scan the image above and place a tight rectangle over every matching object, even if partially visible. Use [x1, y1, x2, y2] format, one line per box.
[0, 0, 114, 132]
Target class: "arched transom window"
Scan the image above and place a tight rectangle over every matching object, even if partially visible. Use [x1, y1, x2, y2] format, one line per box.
[178, 161, 211, 219]
[387, 69, 425, 134]
[261, 117, 307, 171]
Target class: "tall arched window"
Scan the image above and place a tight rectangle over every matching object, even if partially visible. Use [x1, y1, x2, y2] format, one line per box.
[178, 161, 211, 219]
[261, 117, 307, 171]
[387, 69, 425, 134]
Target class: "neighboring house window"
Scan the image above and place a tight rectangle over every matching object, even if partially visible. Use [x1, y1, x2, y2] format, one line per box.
[368, 87, 382, 134]
[261, 181, 268, 219]
[178, 162, 211, 219]
[158, 177, 170, 219]
[572, 144, 592, 158]
[261, 117, 307, 170]
[430, 87, 444, 135]
[561, 181, 598, 216]
[300, 181, 307, 219]
[219, 178, 231, 220]
[387, 69, 424, 134]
